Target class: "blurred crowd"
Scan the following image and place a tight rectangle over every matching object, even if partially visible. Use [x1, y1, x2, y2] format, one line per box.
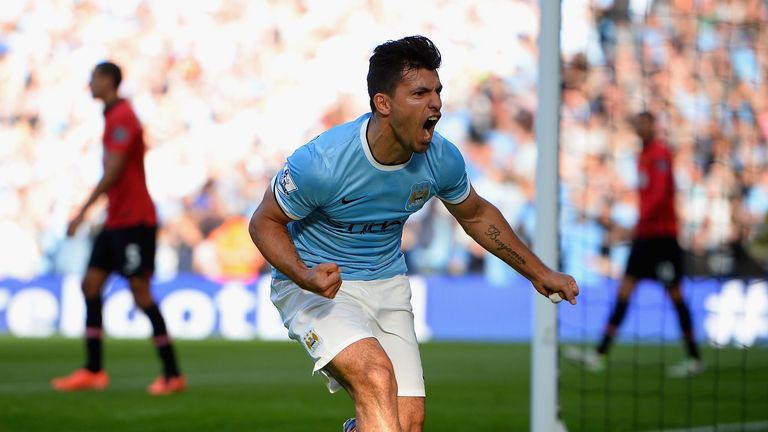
[559, 0, 768, 284]
[1, 0, 766, 283]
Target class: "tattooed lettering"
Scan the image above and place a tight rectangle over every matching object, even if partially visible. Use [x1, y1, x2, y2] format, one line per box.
[485, 225, 527, 266]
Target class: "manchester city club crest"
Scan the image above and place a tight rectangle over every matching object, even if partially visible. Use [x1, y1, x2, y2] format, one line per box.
[405, 181, 430, 211]
[303, 328, 321, 354]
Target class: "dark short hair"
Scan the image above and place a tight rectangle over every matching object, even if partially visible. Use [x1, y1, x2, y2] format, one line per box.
[94, 61, 122, 89]
[636, 111, 655, 123]
[367, 35, 441, 112]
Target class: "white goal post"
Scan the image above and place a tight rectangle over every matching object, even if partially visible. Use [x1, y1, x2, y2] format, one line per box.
[531, 1, 563, 431]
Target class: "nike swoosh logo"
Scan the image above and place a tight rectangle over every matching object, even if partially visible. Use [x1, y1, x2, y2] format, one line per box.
[341, 195, 367, 205]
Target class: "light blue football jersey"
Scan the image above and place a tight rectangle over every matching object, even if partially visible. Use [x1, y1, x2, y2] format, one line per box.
[272, 113, 470, 281]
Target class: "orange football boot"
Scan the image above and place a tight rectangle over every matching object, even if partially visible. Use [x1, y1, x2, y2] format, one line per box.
[147, 375, 187, 395]
[51, 368, 109, 391]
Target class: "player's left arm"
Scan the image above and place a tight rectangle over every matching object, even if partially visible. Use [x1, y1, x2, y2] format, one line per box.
[444, 186, 579, 305]
[67, 149, 128, 236]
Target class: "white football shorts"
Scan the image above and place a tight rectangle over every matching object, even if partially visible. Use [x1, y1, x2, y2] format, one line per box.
[270, 274, 425, 397]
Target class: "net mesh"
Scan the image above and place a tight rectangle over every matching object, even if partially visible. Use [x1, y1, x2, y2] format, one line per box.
[557, 1, 768, 430]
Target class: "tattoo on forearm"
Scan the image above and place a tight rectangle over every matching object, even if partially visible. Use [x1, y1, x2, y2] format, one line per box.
[485, 225, 527, 266]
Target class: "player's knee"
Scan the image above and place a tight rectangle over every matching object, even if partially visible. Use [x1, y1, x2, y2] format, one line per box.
[129, 288, 153, 309]
[667, 288, 683, 302]
[81, 280, 101, 300]
[403, 421, 424, 432]
[132, 294, 154, 310]
[128, 278, 154, 309]
[401, 412, 425, 432]
[358, 363, 397, 396]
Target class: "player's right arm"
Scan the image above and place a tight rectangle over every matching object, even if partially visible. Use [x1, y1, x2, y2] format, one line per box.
[249, 188, 342, 298]
[248, 153, 342, 299]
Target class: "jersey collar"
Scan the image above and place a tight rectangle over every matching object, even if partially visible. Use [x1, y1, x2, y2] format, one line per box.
[103, 98, 124, 115]
[359, 116, 412, 172]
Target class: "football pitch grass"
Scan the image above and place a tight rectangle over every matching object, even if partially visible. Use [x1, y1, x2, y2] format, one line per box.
[0, 338, 766, 431]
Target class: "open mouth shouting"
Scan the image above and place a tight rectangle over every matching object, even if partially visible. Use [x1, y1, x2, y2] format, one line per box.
[421, 114, 440, 144]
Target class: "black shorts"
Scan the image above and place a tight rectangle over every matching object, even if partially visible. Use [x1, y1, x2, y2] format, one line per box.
[87, 225, 157, 278]
[625, 237, 683, 285]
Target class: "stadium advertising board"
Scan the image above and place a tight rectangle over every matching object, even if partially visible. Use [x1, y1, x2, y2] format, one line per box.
[0, 275, 765, 346]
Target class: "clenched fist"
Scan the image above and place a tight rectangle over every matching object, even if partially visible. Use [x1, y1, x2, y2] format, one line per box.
[532, 271, 579, 305]
[301, 262, 343, 299]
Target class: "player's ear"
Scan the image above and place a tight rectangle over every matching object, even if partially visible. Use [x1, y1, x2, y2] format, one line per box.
[373, 93, 391, 115]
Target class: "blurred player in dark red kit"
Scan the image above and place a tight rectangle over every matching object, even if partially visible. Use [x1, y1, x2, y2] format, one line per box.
[567, 111, 703, 377]
[52, 62, 185, 395]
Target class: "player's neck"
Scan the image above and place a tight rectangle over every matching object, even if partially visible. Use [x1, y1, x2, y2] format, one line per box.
[101, 93, 120, 109]
[642, 137, 654, 148]
[366, 115, 412, 165]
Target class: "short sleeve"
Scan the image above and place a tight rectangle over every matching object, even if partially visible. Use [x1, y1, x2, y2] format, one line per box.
[436, 139, 471, 204]
[104, 113, 138, 154]
[272, 145, 330, 220]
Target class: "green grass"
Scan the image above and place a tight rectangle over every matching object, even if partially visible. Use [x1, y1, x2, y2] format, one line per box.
[0, 338, 527, 431]
[0, 338, 765, 431]
[560, 344, 768, 432]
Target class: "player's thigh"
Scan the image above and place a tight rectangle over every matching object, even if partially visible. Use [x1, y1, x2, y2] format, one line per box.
[324, 337, 397, 394]
[372, 315, 425, 397]
[81, 267, 111, 299]
[114, 225, 157, 279]
[86, 229, 116, 283]
[617, 275, 638, 300]
[624, 239, 654, 281]
[665, 282, 684, 302]
[659, 237, 684, 288]
[370, 277, 425, 397]
[398, 396, 425, 432]
[272, 279, 377, 392]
